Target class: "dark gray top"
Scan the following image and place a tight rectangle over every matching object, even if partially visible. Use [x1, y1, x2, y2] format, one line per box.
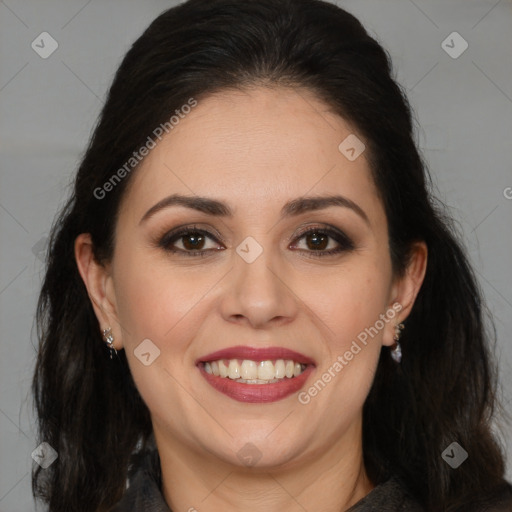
[110, 448, 512, 511]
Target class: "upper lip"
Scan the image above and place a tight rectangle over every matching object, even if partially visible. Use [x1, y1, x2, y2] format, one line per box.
[196, 345, 316, 365]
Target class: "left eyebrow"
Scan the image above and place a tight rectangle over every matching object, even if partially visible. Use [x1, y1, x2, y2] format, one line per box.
[139, 193, 370, 227]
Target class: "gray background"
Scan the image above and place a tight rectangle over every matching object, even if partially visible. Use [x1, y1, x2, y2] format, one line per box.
[1, 0, 511, 510]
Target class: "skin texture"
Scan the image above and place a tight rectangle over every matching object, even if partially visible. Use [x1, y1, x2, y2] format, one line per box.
[75, 86, 427, 512]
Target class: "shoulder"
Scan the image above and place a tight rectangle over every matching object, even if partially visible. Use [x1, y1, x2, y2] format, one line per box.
[479, 481, 512, 511]
[108, 452, 512, 512]
[110, 449, 171, 512]
[346, 476, 512, 512]
[346, 475, 424, 511]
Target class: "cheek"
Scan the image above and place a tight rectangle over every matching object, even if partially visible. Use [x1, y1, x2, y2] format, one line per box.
[111, 249, 217, 413]
[304, 262, 392, 350]
[296, 260, 391, 408]
[113, 246, 204, 343]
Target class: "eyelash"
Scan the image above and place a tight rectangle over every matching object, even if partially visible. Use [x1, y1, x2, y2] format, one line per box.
[157, 224, 355, 259]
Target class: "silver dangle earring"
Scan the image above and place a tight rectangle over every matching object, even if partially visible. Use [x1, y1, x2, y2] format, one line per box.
[391, 322, 404, 363]
[102, 327, 117, 359]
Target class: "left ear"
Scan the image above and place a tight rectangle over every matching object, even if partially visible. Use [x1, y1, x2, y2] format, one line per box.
[383, 241, 428, 347]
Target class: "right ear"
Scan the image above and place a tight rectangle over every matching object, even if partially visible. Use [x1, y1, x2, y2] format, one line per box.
[74, 233, 123, 350]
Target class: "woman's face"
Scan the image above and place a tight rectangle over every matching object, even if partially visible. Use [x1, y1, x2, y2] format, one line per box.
[81, 86, 425, 470]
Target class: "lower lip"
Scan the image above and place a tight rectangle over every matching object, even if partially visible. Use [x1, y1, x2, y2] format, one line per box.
[198, 364, 315, 403]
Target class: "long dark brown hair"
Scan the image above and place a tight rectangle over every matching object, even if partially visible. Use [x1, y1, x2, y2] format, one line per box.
[32, 0, 512, 510]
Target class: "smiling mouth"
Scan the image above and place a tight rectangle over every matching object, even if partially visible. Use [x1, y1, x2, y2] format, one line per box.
[200, 358, 309, 384]
[196, 345, 316, 402]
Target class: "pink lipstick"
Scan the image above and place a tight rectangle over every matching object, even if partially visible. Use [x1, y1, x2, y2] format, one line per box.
[196, 345, 316, 403]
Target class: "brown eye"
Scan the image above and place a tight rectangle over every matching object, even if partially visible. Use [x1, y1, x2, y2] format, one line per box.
[180, 232, 206, 251]
[158, 226, 223, 256]
[290, 226, 355, 257]
[157, 224, 354, 258]
[304, 231, 329, 250]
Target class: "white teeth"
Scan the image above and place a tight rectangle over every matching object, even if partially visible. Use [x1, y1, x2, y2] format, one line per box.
[228, 359, 240, 379]
[218, 360, 229, 378]
[239, 378, 280, 384]
[258, 361, 275, 380]
[275, 359, 286, 378]
[285, 360, 294, 378]
[241, 360, 258, 379]
[203, 358, 308, 383]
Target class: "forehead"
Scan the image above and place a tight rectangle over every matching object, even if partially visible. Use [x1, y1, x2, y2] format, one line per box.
[118, 86, 382, 223]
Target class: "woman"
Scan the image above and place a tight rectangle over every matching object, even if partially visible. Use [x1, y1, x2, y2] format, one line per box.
[31, 0, 512, 510]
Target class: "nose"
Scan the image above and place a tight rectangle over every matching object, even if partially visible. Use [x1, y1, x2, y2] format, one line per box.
[219, 240, 298, 329]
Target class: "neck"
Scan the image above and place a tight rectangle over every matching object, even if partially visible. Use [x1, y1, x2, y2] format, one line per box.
[154, 417, 375, 512]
